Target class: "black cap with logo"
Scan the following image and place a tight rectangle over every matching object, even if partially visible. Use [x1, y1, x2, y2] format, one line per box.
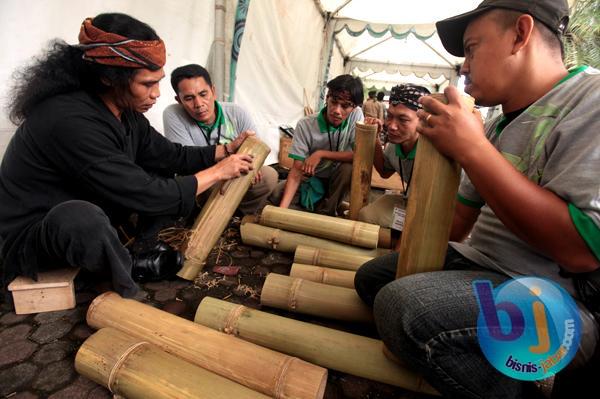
[436, 0, 570, 57]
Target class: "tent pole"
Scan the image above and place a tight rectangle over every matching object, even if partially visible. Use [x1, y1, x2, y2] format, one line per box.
[212, 0, 227, 101]
[317, 16, 336, 110]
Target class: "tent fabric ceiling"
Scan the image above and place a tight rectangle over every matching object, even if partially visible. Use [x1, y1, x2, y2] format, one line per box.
[319, 0, 482, 88]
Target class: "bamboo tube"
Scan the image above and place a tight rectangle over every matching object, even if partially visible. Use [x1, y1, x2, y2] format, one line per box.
[261, 273, 372, 323]
[241, 221, 389, 257]
[378, 227, 393, 249]
[86, 292, 327, 399]
[178, 137, 271, 280]
[290, 263, 356, 289]
[349, 122, 378, 220]
[75, 328, 269, 399]
[294, 245, 374, 271]
[396, 94, 474, 278]
[195, 297, 439, 395]
[260, 205, 380, 249]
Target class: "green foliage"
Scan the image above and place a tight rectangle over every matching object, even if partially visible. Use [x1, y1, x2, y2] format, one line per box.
[564, 0, 600, 68]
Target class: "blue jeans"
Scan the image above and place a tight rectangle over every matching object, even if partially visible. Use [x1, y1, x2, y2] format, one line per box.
[354, 248, 528, 398]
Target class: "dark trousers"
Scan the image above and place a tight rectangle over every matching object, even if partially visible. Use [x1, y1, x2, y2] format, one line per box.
[24, 200, 138, 297]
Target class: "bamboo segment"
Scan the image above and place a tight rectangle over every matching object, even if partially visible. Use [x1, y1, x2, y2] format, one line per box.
[86, 292, 327, 399]
[378, 227, 393, 249]
[195, 297, 439, 395]
[241, 222, 388, 257]
[396, 94, 474, 278]
[349, 122, 378, 220]
[75, 328, 269, 399]
[290, 263, 356, 289]
[260, 205, 380, 249]
[261, 273, 372, 323]
[178, 137, 271, 280]
[294, 245, 374, 271]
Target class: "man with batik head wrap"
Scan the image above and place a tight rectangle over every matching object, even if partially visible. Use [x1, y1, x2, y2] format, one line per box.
[359, 84, 430, 229]
[275, 74, 364, 216]
[0, 13, 254, 299]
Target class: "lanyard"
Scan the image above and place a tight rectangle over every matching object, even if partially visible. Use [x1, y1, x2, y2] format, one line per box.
[325, 119, 342, 152]
[198, 123, 222, 146]
[398, 156, 414, 198]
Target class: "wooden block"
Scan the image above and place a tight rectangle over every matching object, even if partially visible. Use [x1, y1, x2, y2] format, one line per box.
[278, 136, 294, 170]
[370, 166, 404, 191]
[8, 268, 80, 315]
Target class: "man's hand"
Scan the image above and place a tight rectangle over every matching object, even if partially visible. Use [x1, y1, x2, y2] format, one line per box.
[302, 151, 323, 176]
[252, 170, 263, 185]
[215, 153, 254, 180]
[416, 86, 485, 165]
[229, 130, 256, 153]
[364, 117, 383, 133]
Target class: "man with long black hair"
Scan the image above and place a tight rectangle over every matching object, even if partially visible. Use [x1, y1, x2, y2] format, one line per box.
[0, 13, 253, 298]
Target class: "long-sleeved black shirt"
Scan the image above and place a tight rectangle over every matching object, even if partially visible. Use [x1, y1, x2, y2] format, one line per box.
[0, 90, 215, 281]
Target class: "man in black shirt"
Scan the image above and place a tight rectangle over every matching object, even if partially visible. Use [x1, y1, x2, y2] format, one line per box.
[0, 13, 253, 297]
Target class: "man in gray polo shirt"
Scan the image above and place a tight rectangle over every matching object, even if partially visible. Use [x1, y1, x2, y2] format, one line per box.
[359, 84, 430, 228]
[276, 74, 364, 215]
[163, 64, 277, 215]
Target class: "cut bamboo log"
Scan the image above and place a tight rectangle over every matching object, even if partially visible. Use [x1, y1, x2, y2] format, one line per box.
[261, 273, 372, 323]
[86, 292, 327, 399]
[75, 327, 269, 399]
[396, 94, 474, 278]
[294, 245, 374, 271]
[290, 263, 355, 289]
[178, 137, 271, 280]
[378, 227, 393, 249]
[241, 221, 389, 257]
[349, 122, 378, 220]
[260, 205, 380, 249]
[195, 297, 439, 395]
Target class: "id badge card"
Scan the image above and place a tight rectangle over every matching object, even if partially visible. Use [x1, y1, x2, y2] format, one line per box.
[391, 203, 406, 231]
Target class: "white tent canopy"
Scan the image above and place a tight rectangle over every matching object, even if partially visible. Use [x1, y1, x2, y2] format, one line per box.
[0, 0, 485, 164]
[316, 0, 482, 92]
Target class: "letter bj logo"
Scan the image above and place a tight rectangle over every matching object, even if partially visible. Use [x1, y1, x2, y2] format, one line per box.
[474, 277, 581, 380]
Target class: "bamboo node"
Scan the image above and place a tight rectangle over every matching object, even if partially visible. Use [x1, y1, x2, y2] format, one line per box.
[267, 230, 281, 249]
[321, 269, 328, 284]
[312, 248, 320, 265]
[273, 356, 296, 399]
[288, 278, 303, 310]
[223, 304, 245, 335]
[107, 341, 149, 393]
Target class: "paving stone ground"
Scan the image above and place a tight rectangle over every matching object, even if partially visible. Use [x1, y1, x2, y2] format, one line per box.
[0, 217, 437, 398]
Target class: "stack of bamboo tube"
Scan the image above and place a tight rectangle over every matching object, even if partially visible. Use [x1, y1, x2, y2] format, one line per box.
[239, 207, 391, 323]
[195, 297, 439, 396]
[75, 292, 327, 399]
[241, 205, 392, 257]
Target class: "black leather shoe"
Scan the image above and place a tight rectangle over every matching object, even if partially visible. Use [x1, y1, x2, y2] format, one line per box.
[132, 248, 183, 282]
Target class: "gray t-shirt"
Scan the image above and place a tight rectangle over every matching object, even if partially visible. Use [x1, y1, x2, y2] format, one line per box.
[289, 107, 363, 178]
[163, 101, 257, 146]
[450, 66, 600, 295]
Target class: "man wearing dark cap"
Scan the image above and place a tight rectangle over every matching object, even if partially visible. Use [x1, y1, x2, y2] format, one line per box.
[0, 14, 254, 298]
[359, 84, 430, 229]
[355, 0, 599, 396]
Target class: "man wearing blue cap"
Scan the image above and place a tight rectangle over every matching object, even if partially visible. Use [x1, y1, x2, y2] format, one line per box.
[355, 1, 600, 396]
